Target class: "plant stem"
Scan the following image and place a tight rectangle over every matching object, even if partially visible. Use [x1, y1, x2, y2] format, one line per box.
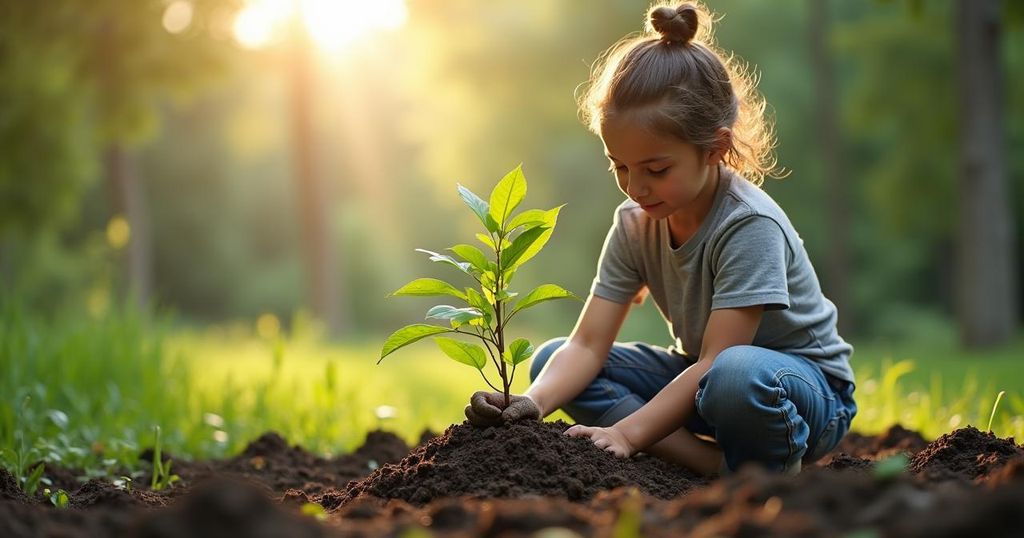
[494, 233, 509, 407]
[476, 327, 503, 375]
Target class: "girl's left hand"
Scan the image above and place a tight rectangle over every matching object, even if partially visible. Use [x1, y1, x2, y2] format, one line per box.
[563, 425, 636, 458]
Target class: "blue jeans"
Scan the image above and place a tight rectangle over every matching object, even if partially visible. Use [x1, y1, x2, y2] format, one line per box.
[529, 337, 857, 473]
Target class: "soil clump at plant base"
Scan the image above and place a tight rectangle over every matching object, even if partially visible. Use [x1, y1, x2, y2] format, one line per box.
[333, 419, 707, 507]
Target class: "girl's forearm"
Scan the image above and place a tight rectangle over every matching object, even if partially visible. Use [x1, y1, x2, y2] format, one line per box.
[613, 358, 714, 451]
[525, 341, 606, 417]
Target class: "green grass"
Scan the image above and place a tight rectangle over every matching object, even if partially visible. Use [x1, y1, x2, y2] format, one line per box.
[851, 336, 1024, 439]
[1, 299, 1022, 482]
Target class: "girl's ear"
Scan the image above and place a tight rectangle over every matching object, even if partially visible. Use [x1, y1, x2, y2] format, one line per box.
[705, 128, 733, 166]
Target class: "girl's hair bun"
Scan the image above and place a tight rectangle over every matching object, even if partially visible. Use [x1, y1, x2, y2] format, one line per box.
[649, 4, 698, 44]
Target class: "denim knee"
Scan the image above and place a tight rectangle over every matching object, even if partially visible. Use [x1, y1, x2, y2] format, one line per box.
[695, 345, 765, 420]
[529, 337, 567, 382]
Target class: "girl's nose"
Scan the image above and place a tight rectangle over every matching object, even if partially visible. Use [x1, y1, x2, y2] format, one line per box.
[627, 178, 648, 199]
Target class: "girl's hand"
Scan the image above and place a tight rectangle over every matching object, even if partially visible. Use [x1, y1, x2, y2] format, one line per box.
[465, 391, 540, 427]
[563, 424, 636, 458]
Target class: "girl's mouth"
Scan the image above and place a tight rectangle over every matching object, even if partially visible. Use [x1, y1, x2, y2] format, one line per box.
[641, 202, 663, 210]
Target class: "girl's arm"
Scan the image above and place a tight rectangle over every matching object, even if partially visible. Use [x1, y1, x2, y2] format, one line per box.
[525, 293, 633, 417]
[567, 305, 763, 455]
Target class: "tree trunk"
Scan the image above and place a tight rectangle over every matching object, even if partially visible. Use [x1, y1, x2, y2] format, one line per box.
[809, 0, 852, 335]
[954, 0, 1017, 347]
[289, 26, 345, 337]
[105, 144, 152, 308]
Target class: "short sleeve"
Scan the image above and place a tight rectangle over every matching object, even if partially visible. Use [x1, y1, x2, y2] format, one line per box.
[711, 216, 791, 311]
[590, 209, 643, 304]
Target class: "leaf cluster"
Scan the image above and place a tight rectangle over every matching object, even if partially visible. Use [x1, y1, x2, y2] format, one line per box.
[379, 165, 578, 395]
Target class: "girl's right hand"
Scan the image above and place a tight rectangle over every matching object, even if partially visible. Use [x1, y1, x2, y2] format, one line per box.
[464, 391, 540, 427]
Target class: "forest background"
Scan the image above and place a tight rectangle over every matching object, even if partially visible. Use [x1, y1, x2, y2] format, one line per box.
[2, 1, 1023, 457]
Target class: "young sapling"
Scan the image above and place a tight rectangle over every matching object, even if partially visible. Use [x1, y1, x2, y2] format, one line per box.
[379, 165, 578, 407]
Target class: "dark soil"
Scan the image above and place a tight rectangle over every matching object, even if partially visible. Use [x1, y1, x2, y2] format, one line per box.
[332, 420, 706, 506]
[2, 422, 1023, 537]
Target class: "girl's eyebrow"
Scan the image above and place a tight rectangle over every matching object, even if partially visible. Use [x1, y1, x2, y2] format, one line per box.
[605, 154, 672, 165]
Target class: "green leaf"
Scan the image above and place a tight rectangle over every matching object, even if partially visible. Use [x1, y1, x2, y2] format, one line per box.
[433, 337, 487, 369]
[425, 305, 485, 328]
[448, 244, 490, 274]
[506, 209, 549, 233]
[500, 225, 549, 270]
[415, 249, 473, 276]
[390, 278, 467, 301]
[476, 233, 497, 251]
[458, 184, 500, 234]
[509, 284, 578, 317]
[379, 324, 452, 363]
[488, 164, 527, 230]
[505, 205, 563, 272]
[46, 409, 69, 430]
[465, 288, 495, 325]
[503, 338, 534, 365]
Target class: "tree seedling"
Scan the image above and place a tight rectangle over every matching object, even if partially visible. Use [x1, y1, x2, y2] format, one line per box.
[149, 426, 180, 491]
[379, 165, 578, 406]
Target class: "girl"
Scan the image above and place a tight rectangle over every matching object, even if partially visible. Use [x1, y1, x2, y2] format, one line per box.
[465, 2, 856, 476]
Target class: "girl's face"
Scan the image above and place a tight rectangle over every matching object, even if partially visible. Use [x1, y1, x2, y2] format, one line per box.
[600, 116, 723, 222]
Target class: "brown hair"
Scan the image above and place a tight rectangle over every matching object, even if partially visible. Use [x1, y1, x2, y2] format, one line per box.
[578, 2, 784, 185]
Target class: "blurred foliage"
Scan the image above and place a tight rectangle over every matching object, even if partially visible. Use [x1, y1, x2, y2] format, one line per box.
[0, 0, 1021, 343]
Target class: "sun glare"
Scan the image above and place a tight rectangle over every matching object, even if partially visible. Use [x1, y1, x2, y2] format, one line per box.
[232, 0, 408, 51]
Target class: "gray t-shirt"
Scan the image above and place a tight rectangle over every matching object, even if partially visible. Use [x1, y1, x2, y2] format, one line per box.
[591, 167, 855, 383]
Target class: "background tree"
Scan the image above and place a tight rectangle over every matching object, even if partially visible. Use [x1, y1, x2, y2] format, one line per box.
[954, 0, 1018, 347]
[810, 0, 853, 335]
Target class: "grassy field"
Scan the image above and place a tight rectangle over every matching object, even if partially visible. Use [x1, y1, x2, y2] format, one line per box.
[2, 301, 1022, 483]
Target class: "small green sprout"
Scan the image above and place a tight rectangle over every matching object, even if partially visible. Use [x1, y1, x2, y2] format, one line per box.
[300, 502, 328, 521]
[986, 390, 1006, 433]
[379, 165, 579, 406]
[149, 426, 181, 492]
[45, 488, 69, 509]
[114, 476, 133, 493]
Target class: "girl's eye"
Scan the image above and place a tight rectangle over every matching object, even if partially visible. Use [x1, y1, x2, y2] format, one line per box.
[649, 167, 669, 177]
[608, 164, 626, 173]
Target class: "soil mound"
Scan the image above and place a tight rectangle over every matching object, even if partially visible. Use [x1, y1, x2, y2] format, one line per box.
[334, 419, 706, 507]
[0, 468, 34, 504]
[909, 426, 1023, 481]
[69, 479, 170, 509]
[170, 430, 410, 497]
[834, 424, 930, 460]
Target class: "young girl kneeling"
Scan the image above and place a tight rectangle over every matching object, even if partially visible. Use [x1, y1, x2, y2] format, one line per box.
[465, 2, 856, 476]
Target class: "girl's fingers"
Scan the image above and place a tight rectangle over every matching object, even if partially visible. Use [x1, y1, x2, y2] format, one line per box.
[607, 447, 626, 458]
[564, 425, 592, 437]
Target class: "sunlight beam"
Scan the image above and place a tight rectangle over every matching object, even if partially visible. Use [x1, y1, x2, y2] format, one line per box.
[232, 0, 409, 52]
